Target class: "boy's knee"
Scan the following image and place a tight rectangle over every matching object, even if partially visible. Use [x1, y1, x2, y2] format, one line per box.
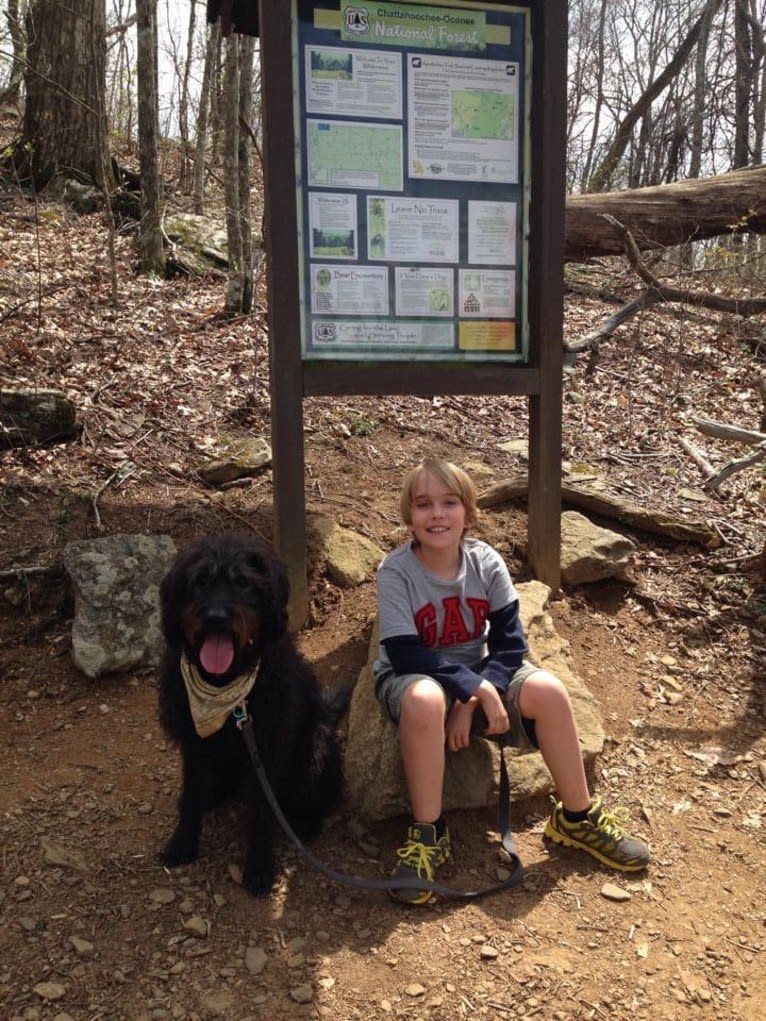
[401, 678, 447, 722]
[520, 670, 572, 713]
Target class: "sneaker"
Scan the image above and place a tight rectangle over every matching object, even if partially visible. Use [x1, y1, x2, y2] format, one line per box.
[544, 796, 650, 872]
[389, 822, 452, 905]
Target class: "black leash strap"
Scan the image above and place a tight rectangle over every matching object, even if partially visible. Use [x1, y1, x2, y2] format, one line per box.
[235, 709, 524, 900]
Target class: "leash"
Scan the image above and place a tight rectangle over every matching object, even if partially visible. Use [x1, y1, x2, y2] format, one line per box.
[233, 703, 525, 900]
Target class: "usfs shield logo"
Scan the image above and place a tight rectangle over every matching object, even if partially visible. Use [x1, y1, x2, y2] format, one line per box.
[345, 7, 369, 34]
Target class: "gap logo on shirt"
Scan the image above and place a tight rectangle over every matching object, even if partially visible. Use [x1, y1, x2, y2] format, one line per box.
[414, 597, 490, 647]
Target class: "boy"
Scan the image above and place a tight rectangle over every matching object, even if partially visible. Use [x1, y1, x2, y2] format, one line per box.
[373, 458, 650, 904]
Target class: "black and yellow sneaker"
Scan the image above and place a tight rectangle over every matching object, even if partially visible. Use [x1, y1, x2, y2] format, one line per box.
[389, 822, 452, 905]
[544, 796, 650, 872]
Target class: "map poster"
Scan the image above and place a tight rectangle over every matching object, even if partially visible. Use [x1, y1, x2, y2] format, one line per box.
[408, 54, 519, 183]
[306, 119, 404, 191]
[294, 0, 531, 360]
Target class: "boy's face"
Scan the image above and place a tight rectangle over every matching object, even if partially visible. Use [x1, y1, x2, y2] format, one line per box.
[409, 470, 467, 553]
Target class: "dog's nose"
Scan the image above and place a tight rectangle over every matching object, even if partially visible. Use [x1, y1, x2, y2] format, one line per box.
[202, 605, 230, 629]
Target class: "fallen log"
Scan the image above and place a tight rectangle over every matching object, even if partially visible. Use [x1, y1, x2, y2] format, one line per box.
[565, 165, 766, 261]
[478, 477, 720, 548]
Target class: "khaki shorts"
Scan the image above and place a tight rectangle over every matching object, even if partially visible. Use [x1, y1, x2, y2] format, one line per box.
[375, 661, 540, 753]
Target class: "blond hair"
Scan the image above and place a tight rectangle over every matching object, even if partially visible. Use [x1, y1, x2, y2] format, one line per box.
[399, 458, 479, 530]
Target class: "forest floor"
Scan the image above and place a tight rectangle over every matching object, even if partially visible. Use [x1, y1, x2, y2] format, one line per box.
[0, 175, 765, 1021]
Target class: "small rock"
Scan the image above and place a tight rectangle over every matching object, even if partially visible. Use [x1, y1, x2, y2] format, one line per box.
[183, 915, 209, 938]
[70, 936, 94, 957]
[405, 984, 426, 997]
[480, 945, 499, 959]
[34, 982, 67, 1001]
[601, 882, 631, 902]
[289, 984, 313, 1004]
[41, 839, 87, 872]
[244, 946, 267, 976]
[149, 888, 176, 905]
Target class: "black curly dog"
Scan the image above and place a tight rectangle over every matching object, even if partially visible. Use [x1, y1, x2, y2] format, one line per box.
[158, 533, 345, 896]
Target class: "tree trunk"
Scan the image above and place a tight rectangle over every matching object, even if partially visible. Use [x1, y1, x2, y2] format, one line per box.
[223, 34, 243, 314]
[193, 21, 221, 215]
[15, 0, 112, 190]
[0, 0, 24, 105]
[136, 0, 165, 275]
[238, 36, 255, 314]
[565, 164, 766, 261]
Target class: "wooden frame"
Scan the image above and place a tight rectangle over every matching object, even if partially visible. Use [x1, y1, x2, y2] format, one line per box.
[260, 0, 567, 625]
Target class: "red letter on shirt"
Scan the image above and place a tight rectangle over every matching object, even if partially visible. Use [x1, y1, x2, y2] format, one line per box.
[440, 596, 470, 645]
[466, 597, 489, 638]
[414, 603, 437, 647]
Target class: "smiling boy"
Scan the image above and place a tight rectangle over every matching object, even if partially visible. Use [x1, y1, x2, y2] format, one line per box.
[373, 457, 650, 904]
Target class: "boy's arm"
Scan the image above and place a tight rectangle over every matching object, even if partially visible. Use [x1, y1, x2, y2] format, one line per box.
[480, 600, 529, 689]
[382, 634, 485, 702]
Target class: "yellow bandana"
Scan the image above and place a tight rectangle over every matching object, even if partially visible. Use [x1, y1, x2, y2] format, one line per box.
[180, 653, 258, 738]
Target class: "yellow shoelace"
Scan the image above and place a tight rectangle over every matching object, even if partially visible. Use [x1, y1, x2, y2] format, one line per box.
[396, 839, 438, 878]
[594, 805, 631, 839]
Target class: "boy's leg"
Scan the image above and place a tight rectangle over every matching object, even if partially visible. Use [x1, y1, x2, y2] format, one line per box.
[399, 677, 449, 822]
[377, 673, 452, 904]
[517, 669, 591, 811]
[516, 669, 650, 871]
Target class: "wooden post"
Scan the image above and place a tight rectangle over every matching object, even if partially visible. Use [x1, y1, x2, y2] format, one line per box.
[527, 1, 567, 590]
[259, 1, 309, 626]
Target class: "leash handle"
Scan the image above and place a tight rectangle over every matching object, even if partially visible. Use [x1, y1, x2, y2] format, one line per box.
[238, 717, 524, 900]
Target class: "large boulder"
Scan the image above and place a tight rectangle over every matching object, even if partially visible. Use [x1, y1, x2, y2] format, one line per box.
[345, 581, 605, 821]
[560, 510, 636, 584]
[0, 389, 78, 447]
[62, 534, 177, 678]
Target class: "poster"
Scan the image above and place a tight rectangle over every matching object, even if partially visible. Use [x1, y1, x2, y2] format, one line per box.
[295, 0, 531, 360]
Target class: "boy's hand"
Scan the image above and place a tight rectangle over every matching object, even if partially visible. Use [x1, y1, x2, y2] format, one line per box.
[475, 679, 509, 736]
[446, 698, 476, 751]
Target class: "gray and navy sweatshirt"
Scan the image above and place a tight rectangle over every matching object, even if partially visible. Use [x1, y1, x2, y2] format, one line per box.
[373, 537, 528, 703]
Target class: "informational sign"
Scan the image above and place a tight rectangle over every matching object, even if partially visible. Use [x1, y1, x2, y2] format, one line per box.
[294, 0, 532, 360]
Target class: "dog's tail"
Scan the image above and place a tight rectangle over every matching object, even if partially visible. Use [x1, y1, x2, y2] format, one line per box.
[322, 684, 353, 725]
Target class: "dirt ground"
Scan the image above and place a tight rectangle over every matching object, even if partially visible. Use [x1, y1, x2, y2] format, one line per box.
[1, 186, 765, 1021]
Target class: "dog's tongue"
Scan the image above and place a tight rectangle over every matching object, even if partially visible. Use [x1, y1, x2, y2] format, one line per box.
[199, 635, 235, 676]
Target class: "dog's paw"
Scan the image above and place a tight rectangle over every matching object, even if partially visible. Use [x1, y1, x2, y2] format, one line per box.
[159, 830, 199, 867]
[242, 857, 275, 897]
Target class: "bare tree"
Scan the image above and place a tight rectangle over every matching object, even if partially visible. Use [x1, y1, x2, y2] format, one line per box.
[0, 0, 24, 105]
[589, 0, 725, 192]
[223, 33, 243, 313]
[136, 0, 165, 274]
[193, 19, 221, 214]
[13, 0, 113, 190]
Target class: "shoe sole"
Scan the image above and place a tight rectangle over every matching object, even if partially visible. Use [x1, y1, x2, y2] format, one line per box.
[543, 821, 648, 873]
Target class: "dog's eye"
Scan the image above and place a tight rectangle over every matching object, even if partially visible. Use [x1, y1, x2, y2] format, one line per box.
[232, 573, 250, 590]
[193, 569, 210, 589]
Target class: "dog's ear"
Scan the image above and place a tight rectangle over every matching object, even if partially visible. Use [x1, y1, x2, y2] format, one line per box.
[261, 551, 290, 640]
[159, 561, 186, 648]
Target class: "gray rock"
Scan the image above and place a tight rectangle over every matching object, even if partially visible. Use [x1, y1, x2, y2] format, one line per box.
[560, 510, 636, 585]
[309, 514, 384, 588]
[198, 437, 272, 485]
[345, 581, 605, 821]
[0, 388, 78, 447]
[62, 534, 177, 678]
